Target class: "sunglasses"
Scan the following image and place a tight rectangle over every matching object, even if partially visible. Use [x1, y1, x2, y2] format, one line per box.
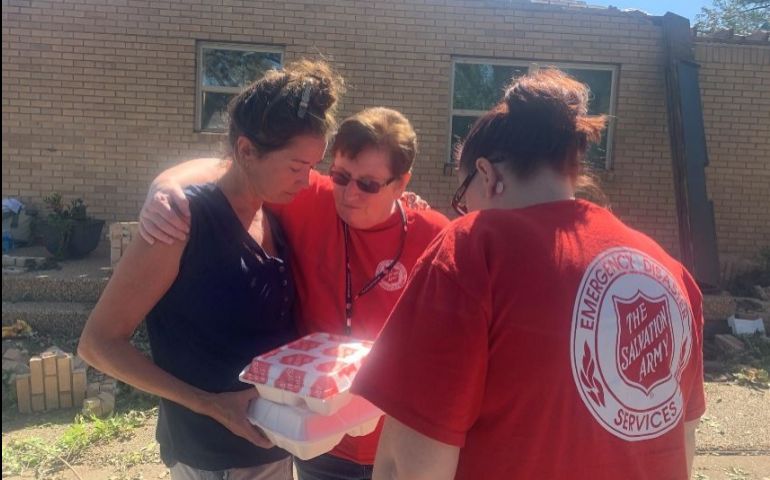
[451, 169, 478, 216]
[329, 168, 397, 194]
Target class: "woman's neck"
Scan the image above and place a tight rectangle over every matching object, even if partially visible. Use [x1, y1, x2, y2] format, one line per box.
[216, 162, 264, 227]
[495, 168, 575, 210]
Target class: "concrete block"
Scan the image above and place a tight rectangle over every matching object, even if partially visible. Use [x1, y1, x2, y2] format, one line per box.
[2, 359, 17, 372]
[14, 256, 32, 267]
[96, 391, 115, 415]
[3, 348, 24, 362]
[86, 382, 100, 398]
[16, 374, 31, 414]
[82, 397, 102, 416]
[2, 255, 14, 267]
[13, 362, 30, 375]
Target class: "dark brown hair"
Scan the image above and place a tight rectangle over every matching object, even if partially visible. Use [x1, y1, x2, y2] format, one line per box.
[330, 107, 417, 177]
[227, 59, 344, 156]
[458, 69, 606, 183]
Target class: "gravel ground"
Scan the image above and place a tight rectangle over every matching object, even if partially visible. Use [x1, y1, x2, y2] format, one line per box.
[3, 382, 768, 479]
[697, 383, 770, 454]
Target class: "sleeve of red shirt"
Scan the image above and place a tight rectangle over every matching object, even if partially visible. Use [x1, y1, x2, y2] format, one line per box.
[683, 271, 706, 421]
[352, 221, 491, 447]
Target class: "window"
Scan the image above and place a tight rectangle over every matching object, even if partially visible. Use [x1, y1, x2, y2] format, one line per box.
[196, 42, 283, 132]
[450, 59, 618, 169]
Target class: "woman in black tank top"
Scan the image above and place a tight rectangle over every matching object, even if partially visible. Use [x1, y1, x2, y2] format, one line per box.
[78, 60, 343, 479]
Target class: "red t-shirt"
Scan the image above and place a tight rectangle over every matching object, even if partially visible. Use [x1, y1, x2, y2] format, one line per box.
[353, 200, 706, 480]
[272, 170, 449, 463]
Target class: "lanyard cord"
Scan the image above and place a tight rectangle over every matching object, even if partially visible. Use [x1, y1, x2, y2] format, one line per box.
[343, 202, 408, 335]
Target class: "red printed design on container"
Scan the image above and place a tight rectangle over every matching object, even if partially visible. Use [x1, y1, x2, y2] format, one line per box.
[316, 360, 347, 373]
[244, 360, 271, 384]
[280, 353, 318, 367]
[274, 368, 306, 393]
[323, 345, 358, 358]
[288, 339, 323, 352]
[337, 363, 358, 380]
[309, 376, 340, 399]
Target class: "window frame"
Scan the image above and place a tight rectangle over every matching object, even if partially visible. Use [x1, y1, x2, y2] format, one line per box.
[195, 42, 284, 133]
[448, 58, 619, 170]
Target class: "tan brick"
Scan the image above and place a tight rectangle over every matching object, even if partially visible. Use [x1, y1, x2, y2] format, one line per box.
[44, 375, 59, 410]
[29, 356, 44, 395]
[16, 374, 32, 414]
[72, 368, 87, 407]
[57, 353, 73, 393]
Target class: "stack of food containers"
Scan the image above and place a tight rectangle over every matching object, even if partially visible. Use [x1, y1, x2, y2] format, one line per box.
[240, 332, 382, 459]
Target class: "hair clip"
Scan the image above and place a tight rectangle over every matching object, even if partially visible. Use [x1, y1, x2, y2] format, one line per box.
[297, 80, 312, 119]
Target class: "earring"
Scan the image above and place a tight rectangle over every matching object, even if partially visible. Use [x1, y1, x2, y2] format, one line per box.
[495, 182, 505, 194]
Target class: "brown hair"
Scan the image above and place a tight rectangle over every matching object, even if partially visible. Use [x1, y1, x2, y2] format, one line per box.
[330, 107, 417, 177]
[458, 69, 606, 185]
[227, 59, 344, 156]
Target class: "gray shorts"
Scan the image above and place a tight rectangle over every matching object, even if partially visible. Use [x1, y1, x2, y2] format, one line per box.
[169, 457, 293, 480]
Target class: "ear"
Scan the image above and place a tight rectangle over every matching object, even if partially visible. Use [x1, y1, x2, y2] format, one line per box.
[475, 157, 502, 199]
[390, 171, 412, 198]
[235, 136, 257, 163]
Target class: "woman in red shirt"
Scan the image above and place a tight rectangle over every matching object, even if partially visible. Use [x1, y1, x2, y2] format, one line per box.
[140, 107, 448, 480]
[352, 69, 705, 480]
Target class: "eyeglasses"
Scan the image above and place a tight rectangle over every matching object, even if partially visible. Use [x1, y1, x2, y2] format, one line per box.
[451, 169, 478, 216]
[329, 168, 397, 194]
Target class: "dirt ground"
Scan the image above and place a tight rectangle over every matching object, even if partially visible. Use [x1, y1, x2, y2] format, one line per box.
[2, 382, 768, 480]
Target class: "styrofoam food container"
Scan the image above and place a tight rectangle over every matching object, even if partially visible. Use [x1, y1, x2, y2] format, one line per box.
[240, 333, 373, 416]
[248, 394, 383, 460]
[728, 315, 766, 336]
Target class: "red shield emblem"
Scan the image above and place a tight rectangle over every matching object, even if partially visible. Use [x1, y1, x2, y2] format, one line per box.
[613, 291, 674, 394]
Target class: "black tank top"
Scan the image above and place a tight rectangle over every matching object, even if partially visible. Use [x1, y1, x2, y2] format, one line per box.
[146, 183, 297, 470]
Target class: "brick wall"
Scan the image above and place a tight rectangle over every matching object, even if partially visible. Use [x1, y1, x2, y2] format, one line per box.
[696, 42, 770, 265]
[2, 0, 762, 263]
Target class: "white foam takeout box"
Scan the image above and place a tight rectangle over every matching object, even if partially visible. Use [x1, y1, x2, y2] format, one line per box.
[247, 395, 383, 460]
[239, 332, 374, 416]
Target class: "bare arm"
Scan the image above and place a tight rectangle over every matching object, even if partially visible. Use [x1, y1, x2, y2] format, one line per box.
[78, 234, 270, 448]
[685, 419, 698, 478]
[140, 158, 229, 245]
[372, 416, 460, 480]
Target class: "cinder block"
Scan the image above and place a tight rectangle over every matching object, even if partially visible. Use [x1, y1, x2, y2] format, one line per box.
[29, 356, 44, 395]
[86, 382, 100, 398]
[96, 391, 115, 415]
[16, 374, 31, 414]
[82, 397, 102, 416]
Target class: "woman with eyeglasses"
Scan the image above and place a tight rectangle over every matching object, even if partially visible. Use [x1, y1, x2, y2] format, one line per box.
[78, 60, 343, 480]
[138, 107, 449, 480]
[352, 69, 705, 480]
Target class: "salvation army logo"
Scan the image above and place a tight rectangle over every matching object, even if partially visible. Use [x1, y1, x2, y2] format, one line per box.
[614, 291, 674, 394]
[375, 260, 408, 291]
[570, 247, 693, 442]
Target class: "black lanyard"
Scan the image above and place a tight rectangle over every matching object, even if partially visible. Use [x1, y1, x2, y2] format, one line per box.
[343, 202, 408, 336]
